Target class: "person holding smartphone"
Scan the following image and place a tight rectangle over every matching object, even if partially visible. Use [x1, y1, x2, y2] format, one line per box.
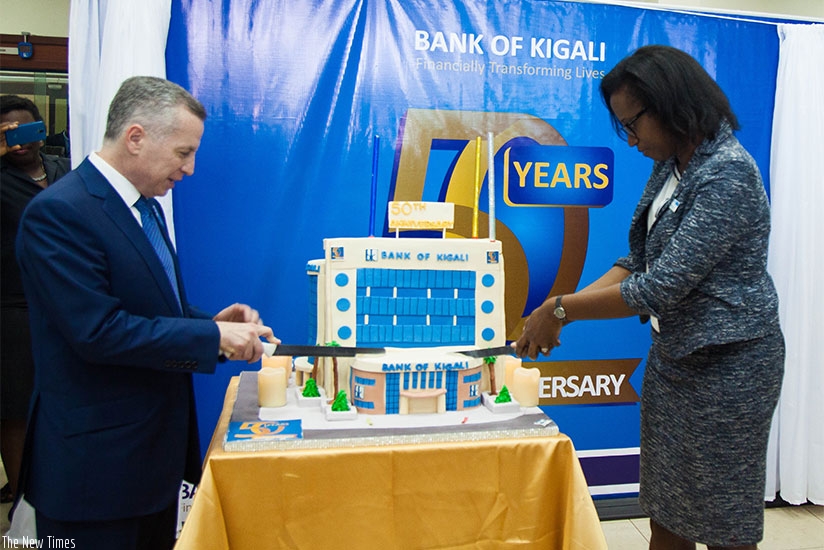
[1, 121, 21, 154]
[1, 95, 72, 507]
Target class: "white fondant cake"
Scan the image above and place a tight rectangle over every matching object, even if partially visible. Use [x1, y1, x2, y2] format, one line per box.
[302, 235, 509, 414]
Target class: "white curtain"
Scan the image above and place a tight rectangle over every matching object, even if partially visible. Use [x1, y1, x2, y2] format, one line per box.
[6, 2, 173, 541]
[67, 0, 176, 239]
[766, 23, 824, 506]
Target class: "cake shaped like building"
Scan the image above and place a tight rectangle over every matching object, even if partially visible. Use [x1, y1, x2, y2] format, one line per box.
[302, 202, 507, 414]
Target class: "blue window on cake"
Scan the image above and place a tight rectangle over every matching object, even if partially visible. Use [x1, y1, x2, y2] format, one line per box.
[469, 384, 479, 397]
[385, 373, 400, 414]
[456, 309, 476, 324]
[397, 315, 427, 326]
[445, 371, 459, 411]
[363, 314, 393, 325]
[397, 287, 427, 298]
[306, 269, 318, 347]
[354, 385, 364, 399]
[355, 268, 477, 348]
[463, 397, 482, 408]
[463, 372, 482, 383]
[354, 376, 376, 386]
[353, 399, 374, 409]
[429, 315, 452, 325]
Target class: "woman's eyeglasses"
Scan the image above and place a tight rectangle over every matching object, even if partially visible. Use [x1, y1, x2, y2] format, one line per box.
[617, 107, 647, 141]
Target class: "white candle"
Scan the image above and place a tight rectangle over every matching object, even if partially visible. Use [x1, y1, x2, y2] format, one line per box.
[504, 355, 522, 390]
[262, 354, 292, 384]
[258, 366, 287, 407]
[511, 367, 540, 407]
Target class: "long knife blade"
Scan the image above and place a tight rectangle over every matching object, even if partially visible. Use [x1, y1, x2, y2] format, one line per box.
[262, 343, 515, 358]
[262, 343, 384, 357]
[456, 345, 516, 358]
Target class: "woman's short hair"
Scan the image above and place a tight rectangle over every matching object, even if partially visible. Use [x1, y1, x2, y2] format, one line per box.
[600, 45, 739, 142]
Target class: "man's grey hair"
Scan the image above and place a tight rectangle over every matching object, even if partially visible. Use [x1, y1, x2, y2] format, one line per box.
[103, 76, 206, 142]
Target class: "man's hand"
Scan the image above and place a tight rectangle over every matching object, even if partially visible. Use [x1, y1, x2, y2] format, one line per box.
[215, 303, 279, 362]
[214, 302, 262, 324]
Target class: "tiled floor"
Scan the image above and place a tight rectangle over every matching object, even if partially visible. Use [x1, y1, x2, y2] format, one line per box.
[602, 505, 824, 550]
[1, 501, 12, 538]
[2, 458, 822, 548]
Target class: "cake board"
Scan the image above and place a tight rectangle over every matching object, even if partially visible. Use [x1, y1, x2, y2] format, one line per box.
[224, 371, 559, 452]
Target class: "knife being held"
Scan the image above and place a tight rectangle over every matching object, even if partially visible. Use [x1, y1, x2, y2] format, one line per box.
[261, 343, 515, 359]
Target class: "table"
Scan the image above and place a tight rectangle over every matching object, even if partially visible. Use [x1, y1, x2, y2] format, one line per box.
[175, 377, 607, 549]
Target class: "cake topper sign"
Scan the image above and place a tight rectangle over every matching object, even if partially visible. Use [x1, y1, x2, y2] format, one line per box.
[388, 201, 455, 230]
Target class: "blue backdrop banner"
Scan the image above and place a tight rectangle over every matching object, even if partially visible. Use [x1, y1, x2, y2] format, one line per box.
[166, 0, 778, 497]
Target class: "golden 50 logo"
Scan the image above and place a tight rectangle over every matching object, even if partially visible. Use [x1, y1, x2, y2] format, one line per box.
[503, 145, 613, 207]
[387, 108, 640, 405]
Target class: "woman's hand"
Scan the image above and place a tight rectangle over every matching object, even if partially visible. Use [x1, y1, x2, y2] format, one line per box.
[0, 121, 22, 156]
[512, 298, 564, 360]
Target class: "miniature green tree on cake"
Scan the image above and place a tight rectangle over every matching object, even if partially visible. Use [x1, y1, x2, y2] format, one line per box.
[326, 341, 341, 397]
[302, 378, 321, 398]
[484, 355, 498, 395]
[309, 341, 340, 393]
[495, 385, 513, 404]
[331, 390, 350, 412]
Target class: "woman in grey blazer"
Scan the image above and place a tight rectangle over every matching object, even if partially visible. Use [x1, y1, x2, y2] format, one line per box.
[514, 45, 784, 550]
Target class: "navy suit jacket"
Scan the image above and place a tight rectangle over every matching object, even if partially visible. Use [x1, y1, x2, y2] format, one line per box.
[16, 158, 221, 522]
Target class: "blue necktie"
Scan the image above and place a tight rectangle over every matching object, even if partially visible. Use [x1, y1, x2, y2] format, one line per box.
[135, 197, 181, 307]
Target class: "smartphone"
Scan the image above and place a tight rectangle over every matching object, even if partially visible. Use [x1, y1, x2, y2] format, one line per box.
[5, 120, 47, 147]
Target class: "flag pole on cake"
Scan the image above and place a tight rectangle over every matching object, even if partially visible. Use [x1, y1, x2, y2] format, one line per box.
[473, 136, 482, 238]
[487, 132, 496, 241]
[369, 134, 379, 237]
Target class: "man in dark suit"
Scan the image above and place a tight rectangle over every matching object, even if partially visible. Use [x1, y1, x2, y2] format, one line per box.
[15, 76, 278, 549]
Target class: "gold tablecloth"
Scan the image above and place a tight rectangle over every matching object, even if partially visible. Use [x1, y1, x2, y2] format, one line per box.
[175, 377, 606, 550]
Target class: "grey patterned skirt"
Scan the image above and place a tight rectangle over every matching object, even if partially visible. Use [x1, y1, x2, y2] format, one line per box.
[638, 329, 784, 547]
